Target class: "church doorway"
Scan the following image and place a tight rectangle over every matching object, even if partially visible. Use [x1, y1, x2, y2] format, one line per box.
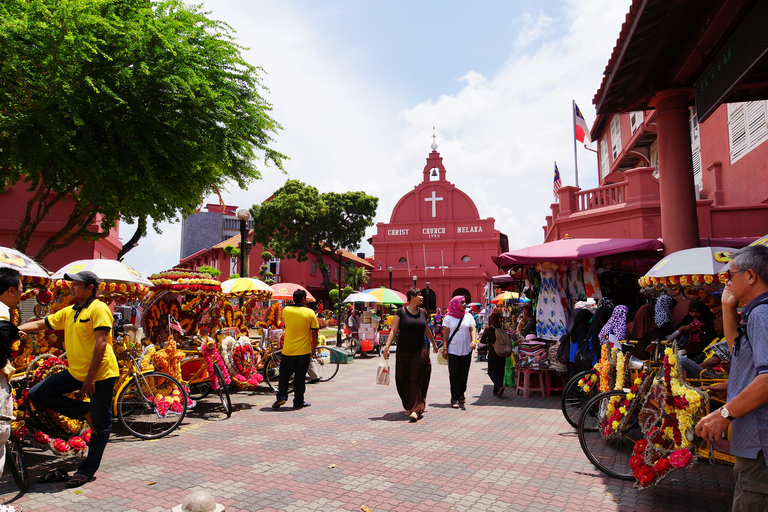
[421, 287, 436, 314]
[451, 287, 471, 304]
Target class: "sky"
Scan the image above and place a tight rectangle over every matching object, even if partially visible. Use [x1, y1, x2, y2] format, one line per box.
[122, 0, 632, 277]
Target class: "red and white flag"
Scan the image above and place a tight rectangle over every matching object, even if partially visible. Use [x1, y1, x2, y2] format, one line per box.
[169, 315, 184, 335]
[574, 103, 591, 144]
[553, 163, 562, 200]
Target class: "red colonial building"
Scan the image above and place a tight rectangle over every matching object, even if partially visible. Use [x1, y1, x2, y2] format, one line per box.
[544, 0, 768, 250]
[368, 142, 508, 310]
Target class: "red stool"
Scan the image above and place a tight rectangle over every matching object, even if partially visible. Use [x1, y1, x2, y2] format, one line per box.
[544, 370, 567, 397]
[516, 368, 546, 398]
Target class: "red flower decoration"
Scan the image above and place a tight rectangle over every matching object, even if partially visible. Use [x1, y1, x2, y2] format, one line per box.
[35, 431, 50, 444]
[629, 455, 644, 469]
[653, 458, 670, 474]
[669, 448, 693, 468]
[633, 465, 656, 487]
[634, 439, 648, 455]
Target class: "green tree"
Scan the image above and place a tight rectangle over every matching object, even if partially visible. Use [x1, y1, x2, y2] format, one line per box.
[197, 265, 221, 277]
[249, 180, 378, 290]
[344, 265, 370, 291]
[0, 0, 286, 261]
[259, 250, 275, 285]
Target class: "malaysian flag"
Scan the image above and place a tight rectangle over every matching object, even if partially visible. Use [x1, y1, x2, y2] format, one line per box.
[169, 315, 184, 335]
[133, 300, 145, 325]
[553, 163, 562, 200]
[574, 102, 592, 144]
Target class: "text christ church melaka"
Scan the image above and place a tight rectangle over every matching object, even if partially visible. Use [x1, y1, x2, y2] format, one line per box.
[369, 140, 508, 309]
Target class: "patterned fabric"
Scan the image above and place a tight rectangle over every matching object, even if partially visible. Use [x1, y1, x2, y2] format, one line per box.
[535, 262, 568, 341]
[654, 295, 675, 328]
[446, 296, 465, 319]
[598, 305, 628, 346]
[567, 260, 587, 300]
[582, 258, 602, 299]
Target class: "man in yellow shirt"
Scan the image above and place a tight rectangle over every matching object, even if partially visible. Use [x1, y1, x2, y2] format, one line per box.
[20, 270, 119, 488]
[273, 288, 318, 409]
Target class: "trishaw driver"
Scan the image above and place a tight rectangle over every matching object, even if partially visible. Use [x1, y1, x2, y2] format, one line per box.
[20, 270, 119, 488]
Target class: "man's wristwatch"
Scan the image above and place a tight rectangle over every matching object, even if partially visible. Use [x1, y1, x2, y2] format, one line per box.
[720, 406, 736, 421]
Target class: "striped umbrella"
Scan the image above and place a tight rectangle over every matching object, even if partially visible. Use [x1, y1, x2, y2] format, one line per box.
[491, 291, 519, 304]
[362, 287, 407, 305]
[270, 282, 316, 302]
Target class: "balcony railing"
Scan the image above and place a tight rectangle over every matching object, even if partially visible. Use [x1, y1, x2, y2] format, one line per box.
[574, 182, 627, 211]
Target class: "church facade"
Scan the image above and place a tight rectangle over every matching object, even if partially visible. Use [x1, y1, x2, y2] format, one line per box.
[368, 143, 508, 310]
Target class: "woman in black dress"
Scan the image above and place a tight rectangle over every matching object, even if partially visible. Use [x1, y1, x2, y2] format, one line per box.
[382, 287, 439, 421]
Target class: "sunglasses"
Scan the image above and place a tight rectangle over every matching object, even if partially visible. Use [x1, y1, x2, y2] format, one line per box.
[727, 269, 748, 280]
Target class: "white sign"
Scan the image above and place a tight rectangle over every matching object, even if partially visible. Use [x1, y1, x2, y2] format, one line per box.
[457, 226, 483, 233]
[387, 229, 409, 236]
[424, 190, 443, 218]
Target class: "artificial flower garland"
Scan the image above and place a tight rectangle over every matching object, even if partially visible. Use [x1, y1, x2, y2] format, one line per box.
[220, 336, 263, 389]
[200, 337, 231, 391]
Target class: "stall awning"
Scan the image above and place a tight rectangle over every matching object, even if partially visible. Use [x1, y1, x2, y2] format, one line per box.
[493, 238, 663, 267]
[491, 274, 516, 284]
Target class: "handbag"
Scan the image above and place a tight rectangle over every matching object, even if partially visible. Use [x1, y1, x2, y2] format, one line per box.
[375, 360, 390, 385]
[494, 327, 514, 357]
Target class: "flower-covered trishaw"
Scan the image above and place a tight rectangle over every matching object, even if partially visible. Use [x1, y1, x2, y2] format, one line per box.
[575, 249, 734, 488]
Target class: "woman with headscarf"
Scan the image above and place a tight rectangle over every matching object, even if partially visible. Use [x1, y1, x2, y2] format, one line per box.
[598, 305, 629, 348]
[575, 300, 615, 371]
[480, 310, 508, 396]
[563, 309, 594, 379]
[382, 287, 440, 421]
[441, 296, 477, 408]
[626, 304, 659, 357]
[654, 294, 679, 339]
[676, 300, 717, 358]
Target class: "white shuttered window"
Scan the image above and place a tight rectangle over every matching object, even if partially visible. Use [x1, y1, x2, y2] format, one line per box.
[728, 101, 768, 163]
[610, 115, 621, 160]
[689, 108, 702, 191]
[600, 138, 609, 181]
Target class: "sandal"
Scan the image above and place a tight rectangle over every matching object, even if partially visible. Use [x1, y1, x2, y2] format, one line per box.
[65, 473, 92, 488]
[37, 468, 70, 484]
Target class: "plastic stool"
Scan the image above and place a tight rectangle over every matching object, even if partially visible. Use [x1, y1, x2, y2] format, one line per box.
[544, 370, 567, 396]
[516, 368, 546, 398]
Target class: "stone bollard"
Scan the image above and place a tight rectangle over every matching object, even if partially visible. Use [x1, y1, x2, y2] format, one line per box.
[171, 490, 225, 512]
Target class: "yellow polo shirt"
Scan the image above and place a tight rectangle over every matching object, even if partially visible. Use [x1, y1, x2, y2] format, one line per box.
[281, 306, 319, 356]
[46, 298, 119, 381]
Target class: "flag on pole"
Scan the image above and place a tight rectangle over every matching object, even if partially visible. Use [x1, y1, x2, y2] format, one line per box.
[133, 300, 145, 325]
[169, 315, 184, 335]
[553, 163, 562, 200]
[574, 103, 591, 144]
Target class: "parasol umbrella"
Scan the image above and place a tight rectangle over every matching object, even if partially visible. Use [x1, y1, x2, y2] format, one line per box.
[491, 291, 519, 304]
[362, 287, 407, 305]
[644, 247, 735, 278]
[221, 277, 273, 298]
[0, 246, 50, 279]
[52, 259, 153, 286]
[749, 234, 768, 247]
[343, 292, 381, 304]
[270, 282, 315, 302]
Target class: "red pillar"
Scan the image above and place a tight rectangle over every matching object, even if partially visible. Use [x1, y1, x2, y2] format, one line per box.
[651, 89, 699, 255]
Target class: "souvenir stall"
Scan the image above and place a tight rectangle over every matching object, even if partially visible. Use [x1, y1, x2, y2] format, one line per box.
[343, 292, 382, 355]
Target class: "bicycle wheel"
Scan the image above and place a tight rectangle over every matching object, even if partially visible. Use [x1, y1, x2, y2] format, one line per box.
[5, 437, 29, 492]
[117, 372, 188, 440]
[212, 363, 232, 418]
[561, 369, 598, 429]
[187, 382, 211, 400]
[264, 353, 294, 394]
[578, 390, 640, 480]
[313, 347, 340, 382]
[346, 336, 360, 356]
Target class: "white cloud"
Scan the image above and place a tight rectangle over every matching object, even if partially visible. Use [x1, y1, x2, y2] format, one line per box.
[122, 0, 631, 277]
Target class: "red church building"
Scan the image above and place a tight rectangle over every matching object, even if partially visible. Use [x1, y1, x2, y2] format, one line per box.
[368, 142, 508, 310]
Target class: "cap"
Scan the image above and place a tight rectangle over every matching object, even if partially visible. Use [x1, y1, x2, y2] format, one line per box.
[63, 270, 101, 288]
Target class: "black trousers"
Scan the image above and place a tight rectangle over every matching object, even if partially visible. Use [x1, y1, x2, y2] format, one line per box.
[277, 353, 311, 405]
[448, 352, 472, 401]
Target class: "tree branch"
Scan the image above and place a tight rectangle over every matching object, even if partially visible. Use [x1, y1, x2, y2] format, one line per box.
[117, 217, 147, 260]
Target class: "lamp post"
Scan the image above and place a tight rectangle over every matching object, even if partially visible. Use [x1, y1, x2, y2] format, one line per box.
[236, 209, 251, 278]
[425, 281, 430, 313]
[336, 249, 343, 347]
[388, 267, 393, 289]
[412, 275, 417, 290]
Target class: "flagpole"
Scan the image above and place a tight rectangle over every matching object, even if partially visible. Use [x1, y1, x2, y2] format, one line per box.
[572, 100, 579, 188]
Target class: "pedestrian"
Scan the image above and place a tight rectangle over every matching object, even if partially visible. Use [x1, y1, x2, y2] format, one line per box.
[273, 288, 318, 409]
[382, 287, 439, 421]
[441, 295, 477, 408]
[20, 271, 119, 488]
[0, 268, 24, 475]
[479, 310, 506, 396]
[516, 303, 536, 338]
[695, 244, 768, 512]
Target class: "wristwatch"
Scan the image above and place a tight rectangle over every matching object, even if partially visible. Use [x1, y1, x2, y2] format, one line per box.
[720, 406, 736, 421]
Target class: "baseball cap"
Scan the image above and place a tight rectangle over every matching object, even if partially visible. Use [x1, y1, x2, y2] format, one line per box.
[63, 270, 101, 288]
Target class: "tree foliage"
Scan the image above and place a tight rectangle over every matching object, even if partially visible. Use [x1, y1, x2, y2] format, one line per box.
[344, 265, 370, 291]
[249, 180, 377, 290]
[0, 0, 285, 260]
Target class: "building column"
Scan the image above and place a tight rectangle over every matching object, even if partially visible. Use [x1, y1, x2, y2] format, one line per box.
[651, 89, 699, 255]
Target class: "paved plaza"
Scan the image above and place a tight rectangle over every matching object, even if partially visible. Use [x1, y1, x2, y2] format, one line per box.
[1, 354, 735, 511]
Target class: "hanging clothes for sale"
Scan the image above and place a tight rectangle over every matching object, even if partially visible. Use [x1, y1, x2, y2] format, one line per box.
[535, 262, 568, 341]
[582, 258, 603, 300]
[567, 260, 587, 300]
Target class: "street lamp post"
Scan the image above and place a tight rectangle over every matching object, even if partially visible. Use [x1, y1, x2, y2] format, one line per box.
[425, 281, 430, 313]
[336, 249, 343, 347]
[412, 275, 417, 290]
[388, 267, 393, 290]
[236, 209, 251, 278]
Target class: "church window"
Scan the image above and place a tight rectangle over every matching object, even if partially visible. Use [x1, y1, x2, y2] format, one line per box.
[461, 255, 471, 263]
[398, 257, 407, 265]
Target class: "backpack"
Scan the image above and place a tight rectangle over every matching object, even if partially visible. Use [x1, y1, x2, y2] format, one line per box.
[494, 327, 514, 357]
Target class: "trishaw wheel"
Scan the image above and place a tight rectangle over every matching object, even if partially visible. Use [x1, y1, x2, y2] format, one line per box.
[213, 363, 232, 418]
[313, 347, 340, 382]
[187, 382, 212, 400]
[5, 437, 29, 492]
[264, 353, 293, 394]
[117, 372, 187, 440]
[578, 390, 639, 480]
[561, 369, 597, 429]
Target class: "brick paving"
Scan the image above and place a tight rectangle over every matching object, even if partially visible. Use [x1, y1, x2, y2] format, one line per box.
[1, 354, 735, 511]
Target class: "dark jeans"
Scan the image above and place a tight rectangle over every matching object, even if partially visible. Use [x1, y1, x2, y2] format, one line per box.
[395, 349, 431, 415]
[28, 370, 117, 478]
[487, 355, 505, 394]
[277, 353, 310, 405]
[448, 352, 472, 401]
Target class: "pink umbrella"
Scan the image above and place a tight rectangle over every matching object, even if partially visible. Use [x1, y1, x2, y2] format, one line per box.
[270, 283, 315, 302]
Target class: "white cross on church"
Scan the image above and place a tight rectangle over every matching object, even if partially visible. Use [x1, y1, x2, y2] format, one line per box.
[424, 190, 443, 218]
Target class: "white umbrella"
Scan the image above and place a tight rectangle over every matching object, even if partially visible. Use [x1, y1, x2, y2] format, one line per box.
[343, 292, 381, 304]
[221, 277, 273, 296]
[644, 247, 735, 278]
[52, 259, 153, 286]
[0, 246, 50, 279]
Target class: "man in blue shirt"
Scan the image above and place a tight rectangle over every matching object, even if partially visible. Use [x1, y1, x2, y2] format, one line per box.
[696, 245, 768, 511]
